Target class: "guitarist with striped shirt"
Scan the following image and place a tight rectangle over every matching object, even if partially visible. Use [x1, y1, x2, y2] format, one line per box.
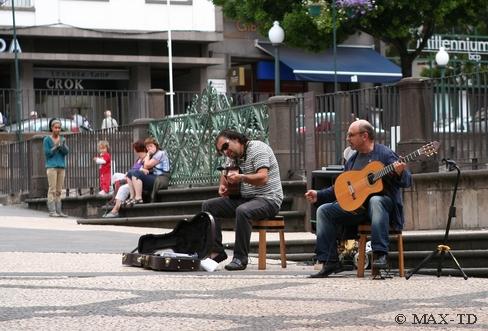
[305, 119, 412, 278]
[202, 129, 283, 271]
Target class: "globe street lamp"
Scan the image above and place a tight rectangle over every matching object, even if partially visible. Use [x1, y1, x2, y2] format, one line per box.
[268, 21, 285, 96]
[436, 47, 449, 127]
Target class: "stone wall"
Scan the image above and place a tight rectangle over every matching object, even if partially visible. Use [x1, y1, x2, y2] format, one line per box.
[403, 169, 488, 230]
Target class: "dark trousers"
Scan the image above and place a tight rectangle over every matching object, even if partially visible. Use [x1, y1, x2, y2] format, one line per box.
[315, 195, 393, 263]
[202, 196, 280, 261]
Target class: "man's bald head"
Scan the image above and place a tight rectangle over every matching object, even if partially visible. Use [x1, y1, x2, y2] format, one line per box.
[350, 119, 375, 141]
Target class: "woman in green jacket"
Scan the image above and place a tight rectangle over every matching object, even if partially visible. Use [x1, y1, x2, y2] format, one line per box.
[43, 119, 69, 217]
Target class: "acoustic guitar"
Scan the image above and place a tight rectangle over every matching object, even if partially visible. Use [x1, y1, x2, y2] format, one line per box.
[334, 141, 440, 212]
[225, 166, 241, 198]
[218, 162, 241, 199]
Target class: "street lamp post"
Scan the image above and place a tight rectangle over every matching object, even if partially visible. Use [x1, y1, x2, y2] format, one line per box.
[307, 2, 340, 162]
[331, 0, 341, 163]
[331, 0, 338, 93]
[6, 0, 22, 141]
[436, 47, 449, 128]
[268, 21, 285, 96]
[166, 0, 174, 116]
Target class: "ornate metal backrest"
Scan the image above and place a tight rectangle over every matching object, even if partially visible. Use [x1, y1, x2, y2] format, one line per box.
[149, 101, 269, 187]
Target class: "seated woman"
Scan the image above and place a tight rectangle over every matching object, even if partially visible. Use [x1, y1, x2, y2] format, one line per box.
[103, 139, 147, 218]
[125, 137, 170, 206]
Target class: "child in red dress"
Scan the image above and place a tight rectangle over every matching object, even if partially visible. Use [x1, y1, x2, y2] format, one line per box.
[93, 140, 111, 195]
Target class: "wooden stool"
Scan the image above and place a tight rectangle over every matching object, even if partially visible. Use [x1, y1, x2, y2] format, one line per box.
[252, 216, 287, 270]
[356, 224, 404, 277]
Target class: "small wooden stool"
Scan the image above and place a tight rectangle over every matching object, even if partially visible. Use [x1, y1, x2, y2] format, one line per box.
[356, 224, 404, 277]
[252, 216, 287, 270]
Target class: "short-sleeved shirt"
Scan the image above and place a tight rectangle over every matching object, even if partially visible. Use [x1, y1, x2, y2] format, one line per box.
[151, 149, 170, 175]
[238, 140, 283, 208]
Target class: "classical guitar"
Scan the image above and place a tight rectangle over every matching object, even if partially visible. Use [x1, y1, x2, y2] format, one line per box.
[334, 141, 440, 212]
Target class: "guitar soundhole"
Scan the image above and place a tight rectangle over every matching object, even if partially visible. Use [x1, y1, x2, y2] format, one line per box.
[367, 173, 375, 185]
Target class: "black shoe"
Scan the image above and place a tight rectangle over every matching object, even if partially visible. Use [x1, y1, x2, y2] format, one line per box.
[372, 254, 388, 269]
[212, 251, 228, 263]
[309, 261, 343, 278]
[224, 257, 247, 271]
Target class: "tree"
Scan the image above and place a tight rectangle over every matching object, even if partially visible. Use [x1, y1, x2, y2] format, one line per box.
[212, 0, 487, 77]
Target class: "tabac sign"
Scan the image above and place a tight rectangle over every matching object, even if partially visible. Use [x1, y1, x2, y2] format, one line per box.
[415, 34, 488, 62]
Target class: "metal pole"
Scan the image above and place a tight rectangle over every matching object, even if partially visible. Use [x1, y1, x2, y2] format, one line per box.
[11, 0, 22, 142]
[441, 66, 446, 126]
[332, 0, 338, 93]
[332, 0, 341, 163]
[274, 45, 280, 96]
[166, 0, 174, 116]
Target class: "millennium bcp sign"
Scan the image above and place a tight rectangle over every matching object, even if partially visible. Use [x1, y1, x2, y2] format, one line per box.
[415, 34, 488, 61]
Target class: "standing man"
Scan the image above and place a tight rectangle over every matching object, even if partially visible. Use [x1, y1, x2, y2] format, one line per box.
[101, 110, 118, 130]
[305, 119, 412, 278]
[202, 129, 283, 271]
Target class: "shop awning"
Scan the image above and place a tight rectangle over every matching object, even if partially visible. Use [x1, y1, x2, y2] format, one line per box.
[256, 42, 402, 84]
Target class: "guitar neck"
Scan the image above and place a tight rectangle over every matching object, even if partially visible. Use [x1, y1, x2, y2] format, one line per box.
[373, 149, 422, 181]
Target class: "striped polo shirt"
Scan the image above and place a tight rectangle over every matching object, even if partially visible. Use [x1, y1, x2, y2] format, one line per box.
[238, 140, 283, 208]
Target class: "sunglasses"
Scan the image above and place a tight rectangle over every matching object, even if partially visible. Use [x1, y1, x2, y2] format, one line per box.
[219, 141, 229, 155]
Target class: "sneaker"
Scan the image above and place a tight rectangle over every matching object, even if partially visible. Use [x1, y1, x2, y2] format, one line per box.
[103, 212, 119, 218]
[98, 190, 110, 196]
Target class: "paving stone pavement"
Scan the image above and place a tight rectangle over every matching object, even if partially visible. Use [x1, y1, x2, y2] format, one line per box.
[0, 204, 487, 330]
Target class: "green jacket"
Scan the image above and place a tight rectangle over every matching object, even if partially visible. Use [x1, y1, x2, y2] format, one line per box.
[43, 136, 69, 168]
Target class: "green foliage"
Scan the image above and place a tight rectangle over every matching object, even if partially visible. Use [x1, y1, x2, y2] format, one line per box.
[212, 0, 488, 77]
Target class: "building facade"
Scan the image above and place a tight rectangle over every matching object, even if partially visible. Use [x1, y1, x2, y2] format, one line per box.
[0, 0, 226, 125]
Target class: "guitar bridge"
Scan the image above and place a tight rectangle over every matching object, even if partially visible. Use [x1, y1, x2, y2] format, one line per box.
[346, 181, 356, 200]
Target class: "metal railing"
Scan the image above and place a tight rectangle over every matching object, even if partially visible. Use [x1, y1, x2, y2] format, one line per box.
[1, 0, 33, 8]
[2, 71, 488, 198]
[425, 71, 488, 169]
[0, 103, 270, 196]
[302, 71, 488, 170]
[149, 102, 269, 186]
[63, 126, 134, 195]
[0, 88, 272, 130]
[0, 140, 30, 195]
[311, 84, 400, 168]
[0, 88, 148, 131]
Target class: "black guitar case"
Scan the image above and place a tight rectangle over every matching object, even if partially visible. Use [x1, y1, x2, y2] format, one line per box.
[122, 211, 215, 271]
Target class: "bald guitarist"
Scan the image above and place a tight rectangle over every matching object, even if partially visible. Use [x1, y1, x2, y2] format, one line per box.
[305, 119, 412, 278]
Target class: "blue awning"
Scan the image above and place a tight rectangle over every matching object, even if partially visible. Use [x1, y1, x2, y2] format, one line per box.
[256, 42, 402, 84]
[256, 60, 297, 81]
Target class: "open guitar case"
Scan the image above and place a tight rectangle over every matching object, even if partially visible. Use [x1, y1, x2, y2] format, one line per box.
[122, 211, 215, 271]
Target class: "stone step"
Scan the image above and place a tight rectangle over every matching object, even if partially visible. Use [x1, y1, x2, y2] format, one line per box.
[155, 180, 306, 203]
[77, 210, 306, 231]
[28, 181, 307, 229]
[115, 197, 294, 219]
[243, 231, 488, 277]
[400, 230, 488, 251]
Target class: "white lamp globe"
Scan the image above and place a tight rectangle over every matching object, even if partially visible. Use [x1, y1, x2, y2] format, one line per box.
[435, 47, 449, 66]
[268, 21, 285, 45]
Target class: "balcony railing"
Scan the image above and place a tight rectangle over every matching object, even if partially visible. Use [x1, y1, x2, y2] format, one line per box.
[1, 1, 33, 8]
